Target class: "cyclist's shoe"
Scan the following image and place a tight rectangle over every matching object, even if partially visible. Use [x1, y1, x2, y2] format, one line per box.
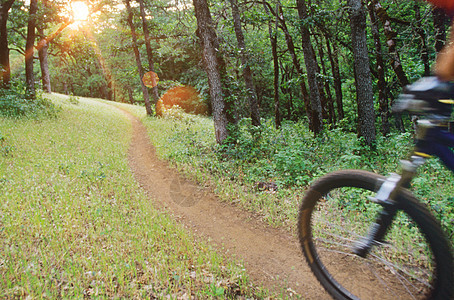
[393, 77, 454, 117]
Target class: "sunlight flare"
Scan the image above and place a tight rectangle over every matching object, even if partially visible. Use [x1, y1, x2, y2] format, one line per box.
[70, 1, 90, 22]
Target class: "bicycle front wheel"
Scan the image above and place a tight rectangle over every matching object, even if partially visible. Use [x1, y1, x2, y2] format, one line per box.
[298, 170, 453, 300]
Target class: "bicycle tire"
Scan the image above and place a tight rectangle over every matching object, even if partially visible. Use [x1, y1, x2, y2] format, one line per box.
[298, 170, 453, 300]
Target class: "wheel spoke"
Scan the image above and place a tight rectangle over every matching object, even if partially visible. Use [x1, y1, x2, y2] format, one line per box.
[298, 171, 452, 299]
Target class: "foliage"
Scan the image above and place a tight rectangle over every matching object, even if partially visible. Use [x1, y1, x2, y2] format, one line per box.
[0, 130, 14, 157]
[143, 109, 454, 241]
[5, 0, 442, 145]
[6, 0, 445, 138]
[156, 85, 208, 116]
[0, 82, 59, 118]
[412, 158, 454, 239]
[49, 30, 111, 99]
[68, 93, 79, 105]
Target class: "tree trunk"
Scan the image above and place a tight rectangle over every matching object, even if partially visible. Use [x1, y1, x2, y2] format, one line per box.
[349, 0, 376, 145]
[25, 0, 38, 98]
[0, 0, 14, 88]
[325, 35, 344, 121]
[128, 86, 135, 104]
[193, 0, 234, 143]
[315, 35, 335, 125]
[368, 6, 389, 136]
[296, 0, 323, 134]
[370, 0, 408, 86]
[262, 1, 281, 128]
[229, 0, 260, 126]
[124, 0, 153, 116]
[137, 0, 159, 103]
[414, 4, 430, 76]
[37, 27, 51, 93]
[89, 32, 112, 100]
[271, 1, 311, 126]
[433, 8, 450, 53]
[63, 81, 68, 95]
[311, 34, 328, 122]
[271, 5, 280, 129]
[279, 64, 294, 120]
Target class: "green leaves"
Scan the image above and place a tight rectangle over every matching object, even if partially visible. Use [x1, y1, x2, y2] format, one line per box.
[0, 130, 14, 157]
[274, 148, 315, 186]
[0, 81, 59, 118]
[204, 283, 225, 297]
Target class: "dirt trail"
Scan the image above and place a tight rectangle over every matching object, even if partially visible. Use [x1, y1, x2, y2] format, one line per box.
[124, 111, 328, 299]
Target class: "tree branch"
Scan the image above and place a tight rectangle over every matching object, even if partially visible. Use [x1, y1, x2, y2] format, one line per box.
[10, 47, 25, 55]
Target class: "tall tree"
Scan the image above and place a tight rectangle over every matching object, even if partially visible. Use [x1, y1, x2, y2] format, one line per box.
[269, 1, 311, 126]
[316, 19, 344, 122]
[124, 0, 153, 115]
[37, 26, 51, 93]
[369, 0, 408, 87]
[193, 0, 234, 143]
[296, 0, 323, 134]
[314, 34, 335, 125]
[348, 0, 376, 145]
[433, 7, 450, 53]
[229, 0, 260, 126]
[368, 5, 389, 136]
[262, 1, 281, 128]
[325, 35, 344, 121]
[25, 0, 38, 98]
[414, 4, 430, 76]
[0, 0, 15, 87]
[137, 0, 159, 103]
[36, 0, 59, 93]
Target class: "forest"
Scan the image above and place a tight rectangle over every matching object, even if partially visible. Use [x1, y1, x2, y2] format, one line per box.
[1, 0, 451, 144]
[2, 0, 454, 298]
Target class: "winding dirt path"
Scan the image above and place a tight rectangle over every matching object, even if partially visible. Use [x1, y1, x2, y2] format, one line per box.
[124, 111, 328, 299]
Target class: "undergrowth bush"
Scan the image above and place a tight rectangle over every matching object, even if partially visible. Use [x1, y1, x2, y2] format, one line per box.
[144, 112, 454, 237]
[0, 130, 14, 157]
[0, 82, 59, 118]
[217, 119, 412, 187]
[145, 111, 454, 236]
[147, 113, 416, 188]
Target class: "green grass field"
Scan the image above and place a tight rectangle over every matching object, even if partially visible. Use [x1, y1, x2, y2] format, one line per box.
[0, 94, 267, 298]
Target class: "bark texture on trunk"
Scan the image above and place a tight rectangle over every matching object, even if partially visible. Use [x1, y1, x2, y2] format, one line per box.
[125, 0, 153, 115]
[325, 35, 344, 121]
[296, 0, 323, 134]
[229, 0, 260, 126]
[368, 6, 389, 136]
[370, 0, 408, 86]
[273, 1, 311, 125]
[433, 8, 450, 53]
[193, 0, 234, 143]
[25, 0, 38, 98]
[0, 0, 15, 87]
[349, 0, 376, 145]
[37, 27, 51, 93]
[414, 4, 430, 76]
[138, 0, 159, 103]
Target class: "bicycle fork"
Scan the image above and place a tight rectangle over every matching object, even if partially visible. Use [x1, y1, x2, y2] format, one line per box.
[352, 155, 426, 257]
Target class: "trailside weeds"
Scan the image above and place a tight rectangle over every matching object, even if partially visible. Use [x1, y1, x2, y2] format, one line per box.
[0, 94, 269, 299]
[139, 108, 454, 240]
